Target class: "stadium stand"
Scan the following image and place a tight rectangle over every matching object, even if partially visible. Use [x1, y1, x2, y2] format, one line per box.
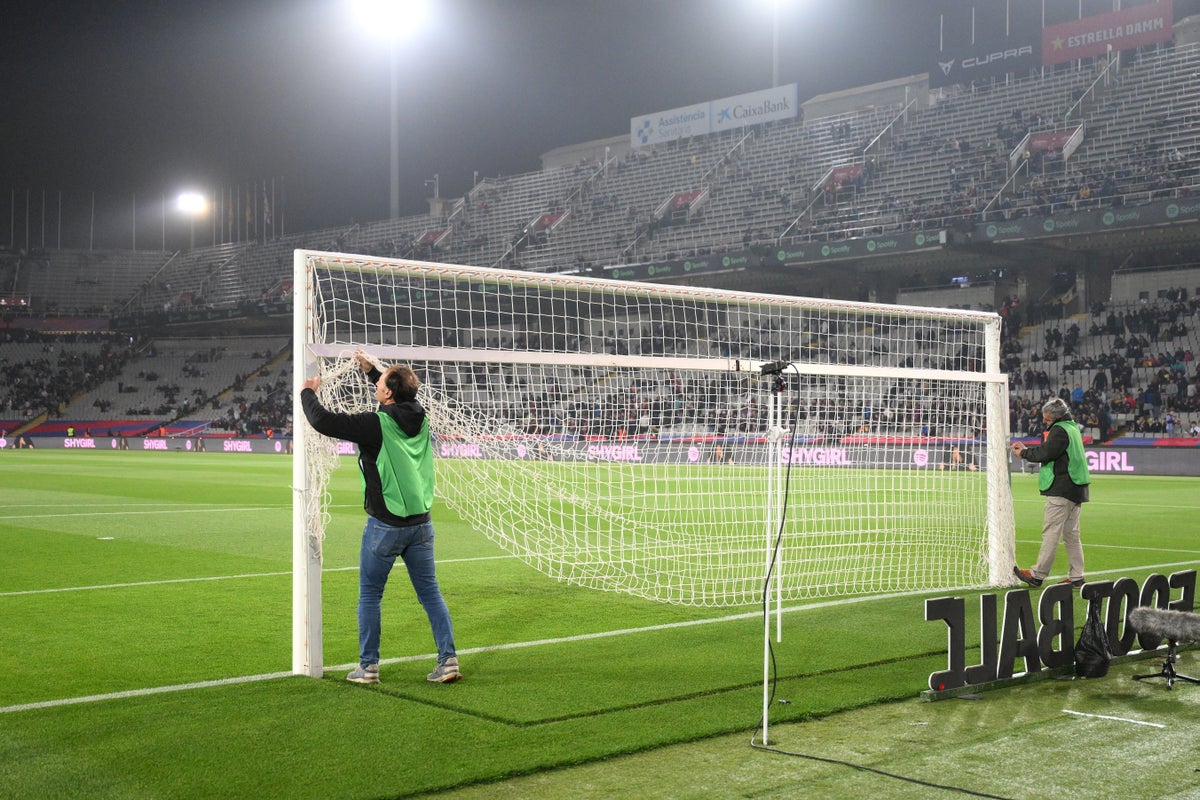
[21, 249, 173, 316]
[3, 41, 1200, 443]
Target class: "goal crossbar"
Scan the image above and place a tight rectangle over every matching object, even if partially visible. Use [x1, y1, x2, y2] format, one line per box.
[309, 343, 1007, 385]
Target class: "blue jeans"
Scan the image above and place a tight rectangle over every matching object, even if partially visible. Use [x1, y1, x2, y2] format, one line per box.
[358, 516, 456, 667]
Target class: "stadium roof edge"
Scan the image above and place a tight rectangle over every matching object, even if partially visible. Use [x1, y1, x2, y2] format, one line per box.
[802, 73, 928, 108]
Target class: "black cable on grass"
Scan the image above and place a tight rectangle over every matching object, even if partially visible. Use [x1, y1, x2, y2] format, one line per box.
[748, 367, 1016, 800]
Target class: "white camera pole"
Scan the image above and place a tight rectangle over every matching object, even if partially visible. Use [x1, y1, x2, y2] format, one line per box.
[761, 366, 789, 745]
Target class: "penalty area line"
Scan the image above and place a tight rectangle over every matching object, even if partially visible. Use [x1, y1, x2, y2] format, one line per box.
[0, 555, 514, 597]
[0, 506, 286, 521]
[0, 502, 362, 521]
[0, 672, 295, 715]
[1062, 709, 1165, 729]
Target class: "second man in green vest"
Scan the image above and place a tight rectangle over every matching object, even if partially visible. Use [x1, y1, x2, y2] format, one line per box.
[1011, 397, 1092, 589]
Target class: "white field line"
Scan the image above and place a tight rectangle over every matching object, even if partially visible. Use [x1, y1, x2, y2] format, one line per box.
[0, 556, 513, 597]
[1009, 495, 1200, 512]
[0, 501, 361, 520]
[3, 563, 1197, 716]
[1062, 709, 1166, 729]
[5, 558, 1198, 599]
[0, 506, 287, 521]
[6, 549, 1198, 598]
[1, 502, 192, 509]
[0, 673, 297, 714]
[0, 589, 910, 715]
[1033, 542, 1200, 555]
[3, 497, 1198, 518]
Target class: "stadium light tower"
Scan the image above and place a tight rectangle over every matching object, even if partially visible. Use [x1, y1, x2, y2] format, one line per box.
[772, 0, 779, 87]
[176, 191, 207, 251]
[761, 0, 789, 87]
[350, 0, 431, 219]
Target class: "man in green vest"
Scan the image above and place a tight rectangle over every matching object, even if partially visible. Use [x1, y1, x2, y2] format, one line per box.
[300, 352, 460, 685]
[1011, 397, 1091, 589]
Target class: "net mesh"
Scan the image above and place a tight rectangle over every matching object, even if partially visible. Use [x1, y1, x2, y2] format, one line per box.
[299, 252, 1014, 606]
[300, 354, 366, 558]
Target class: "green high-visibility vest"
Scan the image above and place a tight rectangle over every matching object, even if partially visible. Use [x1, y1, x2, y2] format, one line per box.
[1039, 419, 1091, 491]
[371, 412, 435, 517]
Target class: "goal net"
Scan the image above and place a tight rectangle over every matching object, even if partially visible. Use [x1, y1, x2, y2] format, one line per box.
[292, 250, 1015, 676]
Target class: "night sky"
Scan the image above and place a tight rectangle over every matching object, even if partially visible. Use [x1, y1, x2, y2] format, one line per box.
[5, 0, 950, 243]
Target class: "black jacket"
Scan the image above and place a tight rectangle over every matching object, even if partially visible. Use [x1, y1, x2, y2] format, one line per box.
[300, 369, 430, 526]
[1019, 418, 1090, 504]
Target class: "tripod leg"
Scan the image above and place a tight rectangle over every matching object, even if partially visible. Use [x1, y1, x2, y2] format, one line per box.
[1131, 641, 1197, 688]
[1132, 660, 1171, 682]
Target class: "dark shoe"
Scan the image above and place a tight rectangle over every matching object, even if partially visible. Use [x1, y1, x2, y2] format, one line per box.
[1059, 577, 1085, 588]
[347, 663, 380, 684]
[1013, 567, 1043, 587]
[427, 657, 462, 683]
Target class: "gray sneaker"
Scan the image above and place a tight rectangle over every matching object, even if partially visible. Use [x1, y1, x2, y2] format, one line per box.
[347, 663, 379, 684]
[427, 657, 461, 683]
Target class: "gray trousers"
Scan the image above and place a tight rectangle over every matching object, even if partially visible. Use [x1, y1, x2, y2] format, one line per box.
[1032, 495, 1085, 581]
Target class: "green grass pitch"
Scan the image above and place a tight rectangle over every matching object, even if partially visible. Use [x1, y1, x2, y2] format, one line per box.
[1, 449, 1197, 799]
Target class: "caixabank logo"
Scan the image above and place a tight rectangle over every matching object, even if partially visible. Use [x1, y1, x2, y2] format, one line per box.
[715, 96, 791, 124]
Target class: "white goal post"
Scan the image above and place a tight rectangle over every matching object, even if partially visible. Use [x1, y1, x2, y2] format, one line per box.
[291, 249, 1016, 677]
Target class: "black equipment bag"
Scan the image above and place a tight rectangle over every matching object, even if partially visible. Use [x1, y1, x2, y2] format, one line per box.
[1075, 601, 1112, 678]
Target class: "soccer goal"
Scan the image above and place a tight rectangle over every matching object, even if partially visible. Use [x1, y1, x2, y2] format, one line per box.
[291, 250, 1015, 677]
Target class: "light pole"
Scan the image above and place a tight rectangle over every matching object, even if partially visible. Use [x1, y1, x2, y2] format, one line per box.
[176, 192, 207, 251]
[390, 39, 400, 218]
[759, 0, 788, 88]
[772, 0, 780, 88]
[350, 0, 431, 219]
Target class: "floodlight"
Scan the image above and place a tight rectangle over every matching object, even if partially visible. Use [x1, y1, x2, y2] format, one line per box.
[349, 0, 430, 41]
[176, 192, 208, 216]
[176, 191, 208, 249]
